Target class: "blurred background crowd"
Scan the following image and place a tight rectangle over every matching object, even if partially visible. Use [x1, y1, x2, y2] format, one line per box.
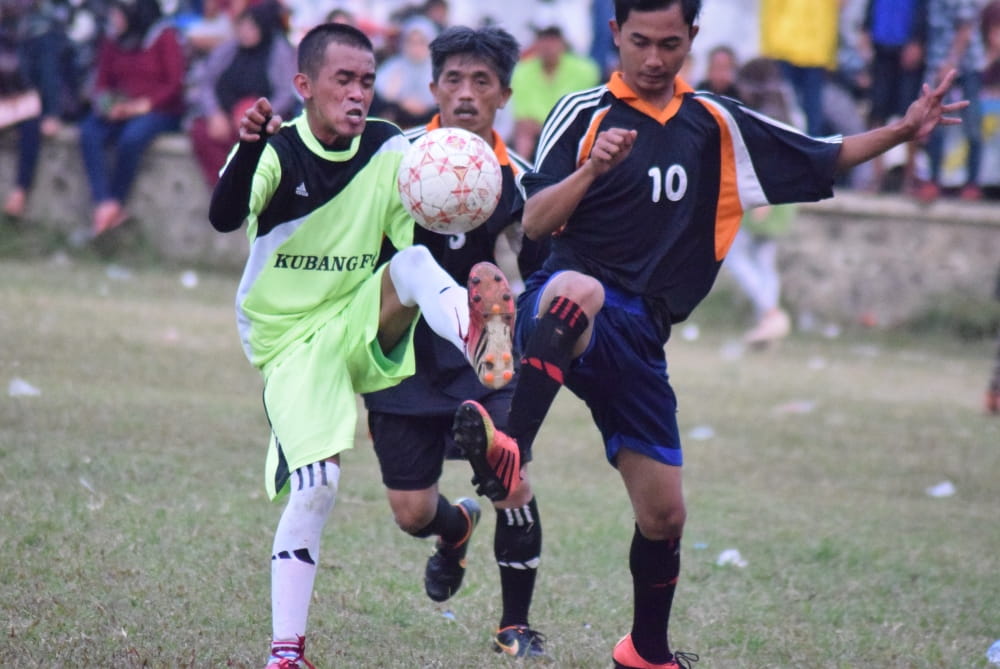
[2, 0, 1000, 234]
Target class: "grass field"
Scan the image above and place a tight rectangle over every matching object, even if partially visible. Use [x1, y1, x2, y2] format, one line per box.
[2, 253, 998, 668]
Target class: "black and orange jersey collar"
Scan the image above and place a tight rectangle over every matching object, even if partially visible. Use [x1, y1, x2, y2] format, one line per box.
[606, 72, 693, 125]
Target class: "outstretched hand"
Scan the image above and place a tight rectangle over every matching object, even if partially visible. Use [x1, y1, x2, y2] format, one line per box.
[900, 69, 969, 143]
[239, 97, 282, 142]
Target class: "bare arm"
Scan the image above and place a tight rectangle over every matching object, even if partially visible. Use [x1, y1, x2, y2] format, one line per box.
[836, 69, 967, 171]
[522, 128, 638, 240]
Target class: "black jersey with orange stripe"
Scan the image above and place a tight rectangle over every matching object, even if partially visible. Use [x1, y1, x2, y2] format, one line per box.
[521, 73, 841, 333]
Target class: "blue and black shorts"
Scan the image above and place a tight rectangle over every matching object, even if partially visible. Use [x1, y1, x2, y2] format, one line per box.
[516, 271, 682, 468]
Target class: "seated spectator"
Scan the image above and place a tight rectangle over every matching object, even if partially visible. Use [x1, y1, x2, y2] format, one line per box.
[510, 16, 600, 158]
[182, 0, 241, 59]
[78, 0, 186, 236]
[187, 0, 295, 186]
[374, 15, 438, 129]
[2, 0, 72, 218]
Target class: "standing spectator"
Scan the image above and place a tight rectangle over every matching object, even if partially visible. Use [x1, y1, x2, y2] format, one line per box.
[590, 0, 618, 79]
[509, 16, 600, 158]
[863, 0, 927, 191]
[374, 15, 438, 128]
[422, 0, 449, 31]
[78, 0, 186, 235]
[916, 0, 987, 202]
[727, 57, 801, 345]
[187, 0, 296, 186]
[759, 0, 841, 136]
[695, 44, 740, 98]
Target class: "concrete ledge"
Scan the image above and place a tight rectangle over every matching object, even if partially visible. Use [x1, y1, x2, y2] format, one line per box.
[783, 191, 1000, 325]
[1, 124, 247, 271]
[3, 128, 999, 322]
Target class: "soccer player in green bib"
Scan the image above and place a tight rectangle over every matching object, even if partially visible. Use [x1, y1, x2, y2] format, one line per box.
[208, 22, 515, 669]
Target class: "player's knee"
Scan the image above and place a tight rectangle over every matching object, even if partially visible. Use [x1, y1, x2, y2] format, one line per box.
[635, 503, 686, 541]
[545, 272, 605, 316]
[394, 506, 435, 536]
[287, 461, 339, 518]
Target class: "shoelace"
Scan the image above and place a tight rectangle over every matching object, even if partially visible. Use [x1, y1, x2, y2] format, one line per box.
[525, 628, 547, 647]
[673, 650, 699, 668]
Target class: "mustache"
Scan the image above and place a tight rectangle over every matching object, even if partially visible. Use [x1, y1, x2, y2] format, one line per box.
[453, 105, 478, 114]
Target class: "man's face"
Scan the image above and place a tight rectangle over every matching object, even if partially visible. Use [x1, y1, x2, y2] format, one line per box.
[296, 41, 376, 146]
[611, 3, 697, 104]
[430, 54, 510, 142]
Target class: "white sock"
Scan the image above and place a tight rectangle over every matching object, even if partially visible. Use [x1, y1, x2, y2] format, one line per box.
[389, 245, 468, 353]
[271, 461, 340, 643]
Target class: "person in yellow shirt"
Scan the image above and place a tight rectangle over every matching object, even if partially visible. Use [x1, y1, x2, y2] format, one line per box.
[759, 0, 841, 135]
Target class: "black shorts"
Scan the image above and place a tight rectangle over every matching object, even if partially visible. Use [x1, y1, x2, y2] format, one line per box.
[367, 388, 519, 491]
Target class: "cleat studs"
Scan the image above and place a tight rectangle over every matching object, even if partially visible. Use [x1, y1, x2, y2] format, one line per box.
[471, 276, 481, 285]
[473, 295, 482, 303]
[491, 304, 501, 314]
[502, 352, 512, 362]
[502, 370, 514, 381]
[502, 293, 511, 301]
[484, 372, 495, 384]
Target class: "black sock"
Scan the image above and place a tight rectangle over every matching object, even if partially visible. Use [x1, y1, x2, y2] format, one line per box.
[494, 496, 542, 629]
[508, 297, 589, 452]
[629, 525, 681, 663]
[413, 494, 468, 545]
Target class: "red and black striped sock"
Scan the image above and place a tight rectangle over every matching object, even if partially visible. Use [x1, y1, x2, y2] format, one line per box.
[507, 297, 588, 453]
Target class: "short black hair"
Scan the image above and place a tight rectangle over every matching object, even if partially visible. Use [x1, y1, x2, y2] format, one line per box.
[298, 22, 373, 78]
[429, 26, 521, 88]
[614, 0, 702, 28]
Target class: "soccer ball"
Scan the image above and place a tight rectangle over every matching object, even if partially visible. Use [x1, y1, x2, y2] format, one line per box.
[397, 127, 503, 234]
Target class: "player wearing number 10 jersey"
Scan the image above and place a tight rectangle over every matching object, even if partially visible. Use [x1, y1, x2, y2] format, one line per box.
[452, 1, 969, 667]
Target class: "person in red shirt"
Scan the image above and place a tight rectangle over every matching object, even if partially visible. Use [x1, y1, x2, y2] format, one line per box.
[78, 0, 185, 235]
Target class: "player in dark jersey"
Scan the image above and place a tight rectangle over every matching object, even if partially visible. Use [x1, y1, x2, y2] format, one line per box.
[362, 26, 549, 659]
[451, 1, 970, 668]
[207, 23, 516, 669]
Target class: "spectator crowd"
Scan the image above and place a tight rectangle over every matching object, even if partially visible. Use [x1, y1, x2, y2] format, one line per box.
[2, 0, 1000, 235]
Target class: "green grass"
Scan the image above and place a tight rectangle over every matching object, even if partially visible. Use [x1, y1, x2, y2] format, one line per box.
[2, 254, 998, 668]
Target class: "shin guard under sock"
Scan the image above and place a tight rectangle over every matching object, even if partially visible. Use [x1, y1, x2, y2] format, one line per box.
[507, 297, 588, 452]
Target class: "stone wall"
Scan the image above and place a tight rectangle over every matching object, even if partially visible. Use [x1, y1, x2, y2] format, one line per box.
[2, 128, 999, 324]
[779, 192, 1000, 326]
[0, 126, 245, 270]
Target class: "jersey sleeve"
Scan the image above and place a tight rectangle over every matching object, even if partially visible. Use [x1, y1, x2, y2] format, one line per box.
[729, 104, 842, 207]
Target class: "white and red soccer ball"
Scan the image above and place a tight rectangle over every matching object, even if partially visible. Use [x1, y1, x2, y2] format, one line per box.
[397, 127, 503, 234]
